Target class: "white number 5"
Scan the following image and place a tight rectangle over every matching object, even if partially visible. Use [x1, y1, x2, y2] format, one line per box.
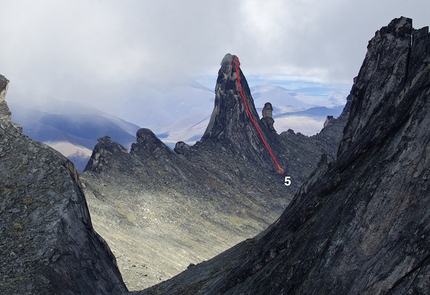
[284, 176, 291, 186]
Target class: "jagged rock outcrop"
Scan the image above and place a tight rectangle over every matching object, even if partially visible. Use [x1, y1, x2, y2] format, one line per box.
[0, 75, 11, 121]
[135, 17, 430, 295]
[82, 53, 345, 289]
[131, 128, 175, 160]
[84, 136, 129, 173]
[260, 102, 275, 132]
[0, 78, 127, 294]
[173, 140, 191, 155]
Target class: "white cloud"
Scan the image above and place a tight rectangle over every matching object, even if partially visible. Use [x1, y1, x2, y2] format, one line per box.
[275, 116, 326, 136]
[0, 0, 428, 125]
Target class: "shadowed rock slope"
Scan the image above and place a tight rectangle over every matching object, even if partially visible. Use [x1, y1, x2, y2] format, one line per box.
[81, 54, 346, 289]
[0, 75, 127, 294]
[135, 17, 430, 295]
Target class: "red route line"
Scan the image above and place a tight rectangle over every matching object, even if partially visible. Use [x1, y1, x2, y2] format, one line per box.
[234, 56, 284, 174]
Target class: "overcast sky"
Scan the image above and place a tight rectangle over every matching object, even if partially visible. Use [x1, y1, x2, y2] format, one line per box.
[1, 0, 428, 115]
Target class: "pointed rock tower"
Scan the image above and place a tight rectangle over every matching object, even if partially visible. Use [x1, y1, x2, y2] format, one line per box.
[203, 53, 284, 173]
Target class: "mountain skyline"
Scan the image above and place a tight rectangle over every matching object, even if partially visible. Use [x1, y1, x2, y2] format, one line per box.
[1, 1, 428, 125]
[8, 75, 346, 171]
[3, 2, 426, 166]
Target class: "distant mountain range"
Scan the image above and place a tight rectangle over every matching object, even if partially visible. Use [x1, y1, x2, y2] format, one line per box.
[9, 80, 346, 171]
[9, 100, 140, 170]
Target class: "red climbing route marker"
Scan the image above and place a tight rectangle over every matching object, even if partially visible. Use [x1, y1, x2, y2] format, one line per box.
[233, 56, 284, 174]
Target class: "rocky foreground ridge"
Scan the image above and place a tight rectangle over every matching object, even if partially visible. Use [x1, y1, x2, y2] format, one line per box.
[0, 76, 127, 294]
[81, 52, 346, 288]
[135, 17, 430, 295]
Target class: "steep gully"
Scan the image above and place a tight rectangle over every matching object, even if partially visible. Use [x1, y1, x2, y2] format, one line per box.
[233, 55, 284, 174]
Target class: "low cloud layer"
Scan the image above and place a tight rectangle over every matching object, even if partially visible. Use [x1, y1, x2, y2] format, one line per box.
[1, 0, 428, 120]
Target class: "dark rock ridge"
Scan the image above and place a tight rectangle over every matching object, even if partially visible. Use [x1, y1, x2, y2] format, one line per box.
[0, 75, 127, 294]
[81, 53, 346, 289]
[135, 17, 430, 294]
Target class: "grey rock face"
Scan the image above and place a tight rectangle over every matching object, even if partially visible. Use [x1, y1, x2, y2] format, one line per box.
[0, 84, 127, 294]
[131, 128, 175, 161]
[173, 141, 191, 155]
[203, 53, 280, 170]
[84, 136, 130, 174]
[261, 102, 273, 119]
[136, 17, 430, 295]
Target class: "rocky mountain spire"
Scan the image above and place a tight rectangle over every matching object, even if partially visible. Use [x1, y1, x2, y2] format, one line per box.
[203, 53, 284, 172]
[203, 54, 259, 140]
